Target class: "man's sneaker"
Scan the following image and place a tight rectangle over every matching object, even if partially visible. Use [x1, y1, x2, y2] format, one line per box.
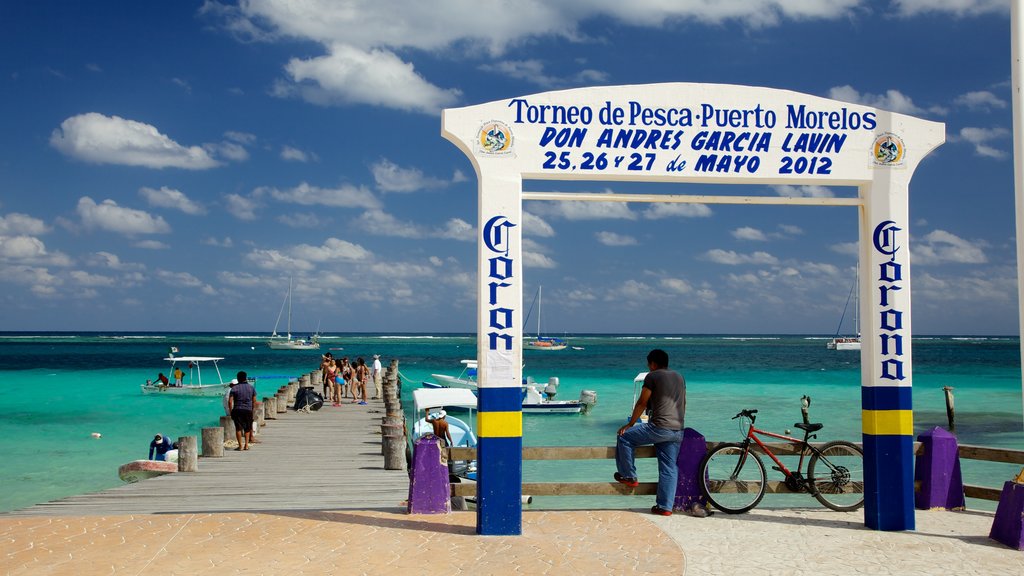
[614, 472, 639, 488]
[650, 505, 673, 517]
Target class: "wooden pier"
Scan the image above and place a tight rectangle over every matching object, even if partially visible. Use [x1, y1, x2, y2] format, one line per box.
[9, 397, 409, 516]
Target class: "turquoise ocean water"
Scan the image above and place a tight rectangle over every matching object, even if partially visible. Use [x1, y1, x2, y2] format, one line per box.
[1, 332, 1021, 513]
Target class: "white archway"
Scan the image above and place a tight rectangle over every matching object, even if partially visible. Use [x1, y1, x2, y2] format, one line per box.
[443, 83, 944, 535]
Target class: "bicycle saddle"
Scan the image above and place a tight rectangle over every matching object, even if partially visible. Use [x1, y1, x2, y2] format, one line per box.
[794, 422, 823, 432]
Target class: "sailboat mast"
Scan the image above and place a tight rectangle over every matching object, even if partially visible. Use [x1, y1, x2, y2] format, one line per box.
[537, 286, 542, 337]
[287, 277, 293, 340]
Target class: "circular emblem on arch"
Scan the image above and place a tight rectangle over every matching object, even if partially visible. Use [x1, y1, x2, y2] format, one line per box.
[872, 132, 905, 166]
[478, 120, 513, 155]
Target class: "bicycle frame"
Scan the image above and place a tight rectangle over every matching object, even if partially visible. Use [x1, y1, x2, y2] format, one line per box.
[739, 421, 814, 480]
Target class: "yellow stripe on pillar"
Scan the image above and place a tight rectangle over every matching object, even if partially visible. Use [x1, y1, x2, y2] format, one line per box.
[862, 409, 914, 436]
[477, 411, 522, 438]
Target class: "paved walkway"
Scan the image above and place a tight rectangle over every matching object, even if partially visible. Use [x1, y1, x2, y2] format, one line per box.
[2, 507, 1020, 575]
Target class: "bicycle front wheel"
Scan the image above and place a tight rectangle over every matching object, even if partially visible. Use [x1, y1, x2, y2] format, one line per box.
[808, 441, 865, 511]
[699, 443, 767, 514]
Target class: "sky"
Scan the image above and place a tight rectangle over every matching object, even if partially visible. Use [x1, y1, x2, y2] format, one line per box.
[0, 0, 1019, 335]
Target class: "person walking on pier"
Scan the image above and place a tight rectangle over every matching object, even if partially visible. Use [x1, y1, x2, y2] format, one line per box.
[229, 371, 257, 451]
[614, 349, 686, 516]
[371, 354, 383, 400]
[354, 357, 369, 405]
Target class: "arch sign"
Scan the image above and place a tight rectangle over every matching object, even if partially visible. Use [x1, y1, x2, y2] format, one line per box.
[442, 83, 944, 536]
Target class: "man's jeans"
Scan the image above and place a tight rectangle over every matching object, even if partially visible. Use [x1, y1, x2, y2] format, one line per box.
[616, 423, 685, 511]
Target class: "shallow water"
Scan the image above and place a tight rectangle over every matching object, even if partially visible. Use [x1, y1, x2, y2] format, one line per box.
[0, 332, 1021, 512]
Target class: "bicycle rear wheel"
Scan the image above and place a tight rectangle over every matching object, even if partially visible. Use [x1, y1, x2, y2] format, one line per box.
[808, 441, 865, 511]
[699, 443, 767, 514]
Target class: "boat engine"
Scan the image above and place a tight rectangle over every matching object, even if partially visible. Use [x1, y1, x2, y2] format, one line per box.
[543, 377, 559, 400]
[579, 390, 598, 414]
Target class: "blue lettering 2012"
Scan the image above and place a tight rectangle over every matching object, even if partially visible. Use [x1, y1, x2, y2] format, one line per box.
[512, 98, 875, 176]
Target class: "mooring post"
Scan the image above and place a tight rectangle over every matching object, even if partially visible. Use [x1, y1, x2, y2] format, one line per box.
[943, 386, 956, 433]
[177, 436, 198, 472]
[202, 427, 224, 458]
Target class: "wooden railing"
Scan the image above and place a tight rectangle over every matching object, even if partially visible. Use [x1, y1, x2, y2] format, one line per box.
[447, 442, 1024, 501]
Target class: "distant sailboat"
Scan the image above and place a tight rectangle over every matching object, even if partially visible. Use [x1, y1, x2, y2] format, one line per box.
[827, 270, 861, 351]
[524, 286, 567, 351]
[267, 278, 320, 351]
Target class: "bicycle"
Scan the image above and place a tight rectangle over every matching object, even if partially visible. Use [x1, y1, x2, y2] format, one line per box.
[698, 396, 864, 514]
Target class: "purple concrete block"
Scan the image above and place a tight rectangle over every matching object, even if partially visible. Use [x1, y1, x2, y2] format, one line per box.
[407, 435, 450, 514]
[914, 426, 966, 510]
[673, 427, 708, 512]
[989, 481, 1024, 550]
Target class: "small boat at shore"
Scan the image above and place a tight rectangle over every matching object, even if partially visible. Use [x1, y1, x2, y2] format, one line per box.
[140, 356, 231, 397]
[118, 459, 177, 483]
[412, 388, 478, 478]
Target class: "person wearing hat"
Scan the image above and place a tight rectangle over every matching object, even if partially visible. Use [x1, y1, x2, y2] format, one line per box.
[425, 409, 452, 447]
[149, 433, 172, 461]
[371, 354, 383, 399]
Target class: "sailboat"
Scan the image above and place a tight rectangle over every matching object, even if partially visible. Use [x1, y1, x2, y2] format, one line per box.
[827, 270, 861, 351]
[267, 278, 320, 351]
[524, 286, 567, 351]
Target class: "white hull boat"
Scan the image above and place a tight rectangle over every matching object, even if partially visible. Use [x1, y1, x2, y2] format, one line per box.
[524, 286, 568, 351]
[427, 362, 597, 414]
[267, 277, 321, 350]
[828, 269, 861, 351]
[141, 356, 232, 397]
[412, 388, 478, 478]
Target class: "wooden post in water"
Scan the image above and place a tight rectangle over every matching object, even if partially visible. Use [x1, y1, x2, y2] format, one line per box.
[943, 386, 956, 433]
[219, 415, 236, 442]
[263, 396, 277, 420]
[178, 436, 198, 472]
[276, 392, 288, 413]
[202, 427, 224, 457]
[254, 400, 265, 428]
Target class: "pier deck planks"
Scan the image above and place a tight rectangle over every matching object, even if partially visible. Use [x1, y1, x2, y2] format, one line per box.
[9, 398, 409, 516]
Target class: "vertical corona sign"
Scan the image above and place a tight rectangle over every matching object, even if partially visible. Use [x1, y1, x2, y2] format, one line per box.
[442, 83, 943, 535]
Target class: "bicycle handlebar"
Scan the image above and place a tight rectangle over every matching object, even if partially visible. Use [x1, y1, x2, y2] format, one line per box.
[732, 409, 757, 420]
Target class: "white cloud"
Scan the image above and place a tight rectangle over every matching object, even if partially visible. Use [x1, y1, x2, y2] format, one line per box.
[522, 211, 555, 238]
[281, 145, 315, 162]
[595, 231, 637, 246]
[135, 240, 170, 250]
[225, 131, 256, 145]
[277, 212, 325, 228]
[830, 241, 859, 256]
[659, 277, 694, 295]
[87, 251, 144, 271]
[76, 197, 171, 235]
[436, 218, 475, 241]
[913, 229, 988, 265]
[50, 113, 219, 169]
[354, 209, 424, 238]
[290, 237, 373, 262]
[479, 59, 609, 88]
[894, 0, 1007, 17]
[275, 44, 460, 114]
[0, 213, 49, 235]
[523, 251, 557, 269]
[70, 270, 115, 287]
[0, 235, 60, 263]
[954, 90, 1007, 111]
[156, 269, 216, 293]
[139, 186, 207, 215]
[206, 140, 250, 162]
[642, 203, 712, 219]
[703, 249, 779, 265]
[201, 236, 234, 248]
[545, 191, 637, 220]
[828, 85, 945, 116]
[257, 182, 381, 209]
[770, 184, 835, 198]
[732, 226, 768, 242]
[778, 224, 804, 236]
[957, 126, 1010, 159]
[225, 193, 260, 220]
[371, 159, 450, 192]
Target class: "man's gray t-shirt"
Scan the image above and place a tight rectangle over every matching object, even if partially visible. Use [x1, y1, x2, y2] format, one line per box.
[230, 382, 256, 412]
[643, 369, 686, 430]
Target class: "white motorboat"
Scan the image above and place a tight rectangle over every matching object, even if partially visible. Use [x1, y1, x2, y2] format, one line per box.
[428, 362, 597, 414]
[140, 356, 232, 397]
[267, 277, 321, 350]
[430, 359, 478, 390]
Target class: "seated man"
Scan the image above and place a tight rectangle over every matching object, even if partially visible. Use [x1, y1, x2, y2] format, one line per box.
[149, 433, 172, 461]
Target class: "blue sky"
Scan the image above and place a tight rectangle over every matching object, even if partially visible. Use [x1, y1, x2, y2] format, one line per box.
[0, 0, 1018, 334]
